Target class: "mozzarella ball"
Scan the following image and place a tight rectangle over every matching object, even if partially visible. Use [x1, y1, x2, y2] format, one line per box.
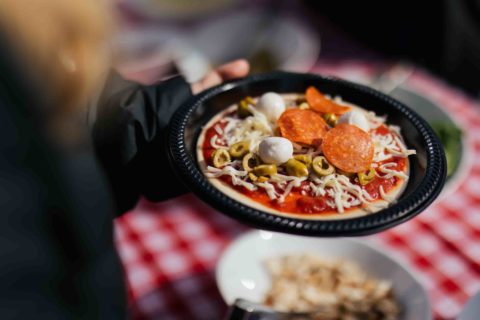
[256, 92, 286, 122]
[338, 110, 370, 132]
[258, 137, 293, 165]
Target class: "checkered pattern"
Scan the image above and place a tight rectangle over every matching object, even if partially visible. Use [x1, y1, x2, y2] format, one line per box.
[115, 196, 247, 319]
[115, 63, 480, 320]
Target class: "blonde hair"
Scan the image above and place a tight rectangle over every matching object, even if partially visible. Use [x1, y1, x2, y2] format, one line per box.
[0, 0, 113, 112]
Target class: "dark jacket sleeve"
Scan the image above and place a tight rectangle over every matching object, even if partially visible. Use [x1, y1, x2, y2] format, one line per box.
[91, 73, 193, 214]
[0, 41, 128, 318]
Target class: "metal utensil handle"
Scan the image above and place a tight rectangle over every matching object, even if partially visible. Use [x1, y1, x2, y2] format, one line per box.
[223, 299, 312, 320]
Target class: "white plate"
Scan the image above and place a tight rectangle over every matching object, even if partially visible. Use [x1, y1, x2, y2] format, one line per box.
[459, 290, 480, 320]
[390, 86, 472, 199]
[216, 230, 431, 320]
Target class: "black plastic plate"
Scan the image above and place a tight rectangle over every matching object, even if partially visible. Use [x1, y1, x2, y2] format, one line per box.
[168, 72, 446, 236]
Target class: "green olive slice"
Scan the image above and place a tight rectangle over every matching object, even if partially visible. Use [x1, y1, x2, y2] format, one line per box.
[248, 173, 266, 183]
[237, 96, 255, 118]
[312, 156, 335, 177]
[286, 159, 309, 177]
[322, 113, 338, 127]
[252, 164, 277, 177]
[257, 176, 268, 183]
[229, 141, 250, 159]
[358, 168, 376, 185]
[293, 154, 312, 166]
[212, 148, 231, 168]
[248, 172, 258, 182]
[242, 152, 260, 172]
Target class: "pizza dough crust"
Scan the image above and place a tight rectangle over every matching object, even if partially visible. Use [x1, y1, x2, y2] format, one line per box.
[196, 95, 410, 220]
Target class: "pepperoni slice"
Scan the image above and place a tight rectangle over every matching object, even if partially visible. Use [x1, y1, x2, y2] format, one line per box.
[277, 109, 328, 146]
[322, 123, 374, 173]
[306, 86, 351, 115]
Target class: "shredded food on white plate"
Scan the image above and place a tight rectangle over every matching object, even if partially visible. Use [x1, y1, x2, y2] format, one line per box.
[263, 253, 400, 320]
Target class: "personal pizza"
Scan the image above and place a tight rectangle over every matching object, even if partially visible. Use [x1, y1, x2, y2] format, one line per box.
[197, 87, 416, 219]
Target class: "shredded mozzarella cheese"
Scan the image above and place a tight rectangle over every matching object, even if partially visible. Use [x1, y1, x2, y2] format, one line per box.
[222, 112, 273, 151]
[206, 165, 256, 191]
[214, 124, 223, 135]
[270, 174, 303, 183]
[210, 134, 226, 149]
[379, 185, 395, 202]
[205, 165, 246, 177]
[378, 163, 409, 180]
[366, 111, 387, 129]
[223, 118, 239, 134]
[388, 125, 401, 134]
[372, 133, 416, 161]
[309, 182, 326, 197]
[307, 173, 377, 213]
[257, 181, 278, 200]
[277, 177, 306, 203]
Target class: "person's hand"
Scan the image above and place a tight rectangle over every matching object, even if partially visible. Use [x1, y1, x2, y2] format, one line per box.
[191, 59, 250, 94]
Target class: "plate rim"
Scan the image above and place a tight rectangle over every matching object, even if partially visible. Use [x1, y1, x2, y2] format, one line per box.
[168, 71, 447, 236]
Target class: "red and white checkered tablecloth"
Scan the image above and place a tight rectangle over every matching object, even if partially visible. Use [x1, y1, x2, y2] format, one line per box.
[114, 61, 480, 320]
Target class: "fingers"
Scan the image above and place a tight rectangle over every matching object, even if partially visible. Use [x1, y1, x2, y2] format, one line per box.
[201, 71, 223, 90]
[216, 59, 250, 80]
[190, 59, 250, 94]
[191, 71, 222, 94]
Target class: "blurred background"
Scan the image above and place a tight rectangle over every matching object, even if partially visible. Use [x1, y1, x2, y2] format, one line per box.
[114, 0, 480, 96]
